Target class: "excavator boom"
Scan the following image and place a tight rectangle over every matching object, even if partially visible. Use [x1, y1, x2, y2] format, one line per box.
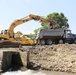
[8, 16, 32, 37]
[8, 14, 56, 38]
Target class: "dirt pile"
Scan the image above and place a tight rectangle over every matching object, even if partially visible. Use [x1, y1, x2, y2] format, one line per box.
[22, 44, 76, 73]
[1, 44, 76, 73]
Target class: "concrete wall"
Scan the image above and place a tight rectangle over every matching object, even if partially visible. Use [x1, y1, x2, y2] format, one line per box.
[0, 51, 28, 72]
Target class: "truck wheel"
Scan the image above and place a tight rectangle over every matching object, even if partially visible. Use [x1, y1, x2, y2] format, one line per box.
[74, 39, 76, 44]
[47, 40, 52, 45]
[59, 39, 63, 44]
[40, 40, 46, 45]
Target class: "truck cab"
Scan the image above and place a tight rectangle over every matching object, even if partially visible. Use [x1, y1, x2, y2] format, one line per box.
[64, 29, 76, 43]
[61, 29, 71, 43]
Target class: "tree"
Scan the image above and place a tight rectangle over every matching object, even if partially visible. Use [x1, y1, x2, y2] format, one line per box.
[28, 33, 36, 39]
[41, 22, 50, 29]
[46, 12, 69, 28]
[34, 27, 41, 34]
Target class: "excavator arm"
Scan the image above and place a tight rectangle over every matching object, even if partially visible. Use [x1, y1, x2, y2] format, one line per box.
[8, 16, 32, 37]
[8, 14, 56, 38]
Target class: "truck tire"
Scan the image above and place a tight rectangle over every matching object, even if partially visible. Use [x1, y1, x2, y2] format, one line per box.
[47, 39, 52, 45]
[74, 39, 76, 44]
[59, 39, 63, 44]
[40, 40, 46, 45]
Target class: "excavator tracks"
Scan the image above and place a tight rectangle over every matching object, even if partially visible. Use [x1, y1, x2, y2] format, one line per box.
[0, 42, 21, 48]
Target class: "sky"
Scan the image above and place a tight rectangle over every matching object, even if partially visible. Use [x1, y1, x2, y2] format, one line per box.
[0, 0, 76, 34]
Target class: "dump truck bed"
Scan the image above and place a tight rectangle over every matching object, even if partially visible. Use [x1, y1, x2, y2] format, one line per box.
[37, 29, 65, 39]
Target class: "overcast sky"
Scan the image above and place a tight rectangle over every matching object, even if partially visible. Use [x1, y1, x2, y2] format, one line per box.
[0, 0, 76, 34]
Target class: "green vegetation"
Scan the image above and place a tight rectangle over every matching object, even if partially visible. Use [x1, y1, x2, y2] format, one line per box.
[28, 33, 36, 39]
[46, 12, 69, 28]
[0, 70, 3, 73]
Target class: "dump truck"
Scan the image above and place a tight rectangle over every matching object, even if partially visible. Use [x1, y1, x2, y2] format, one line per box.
[36, 28, 76, 45]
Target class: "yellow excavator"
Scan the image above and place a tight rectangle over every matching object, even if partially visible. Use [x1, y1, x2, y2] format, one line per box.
[0, 14, 56, 47]
[14, 33, 35, 45]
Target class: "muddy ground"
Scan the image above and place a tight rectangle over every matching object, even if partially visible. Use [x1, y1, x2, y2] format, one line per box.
[1, 44, 76, 73]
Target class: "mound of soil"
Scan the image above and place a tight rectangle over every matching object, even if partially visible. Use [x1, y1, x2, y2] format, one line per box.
[1, 44, 76, 73]
[22, 44, 76, 73]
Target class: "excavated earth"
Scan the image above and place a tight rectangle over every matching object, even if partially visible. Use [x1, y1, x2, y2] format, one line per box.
[22, 44, 76, 73]
[1, 44, 76, 73]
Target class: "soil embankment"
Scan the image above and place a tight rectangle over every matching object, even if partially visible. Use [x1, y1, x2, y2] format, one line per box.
[1, 44, 76, 73]
[22, 44, 76, 73]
